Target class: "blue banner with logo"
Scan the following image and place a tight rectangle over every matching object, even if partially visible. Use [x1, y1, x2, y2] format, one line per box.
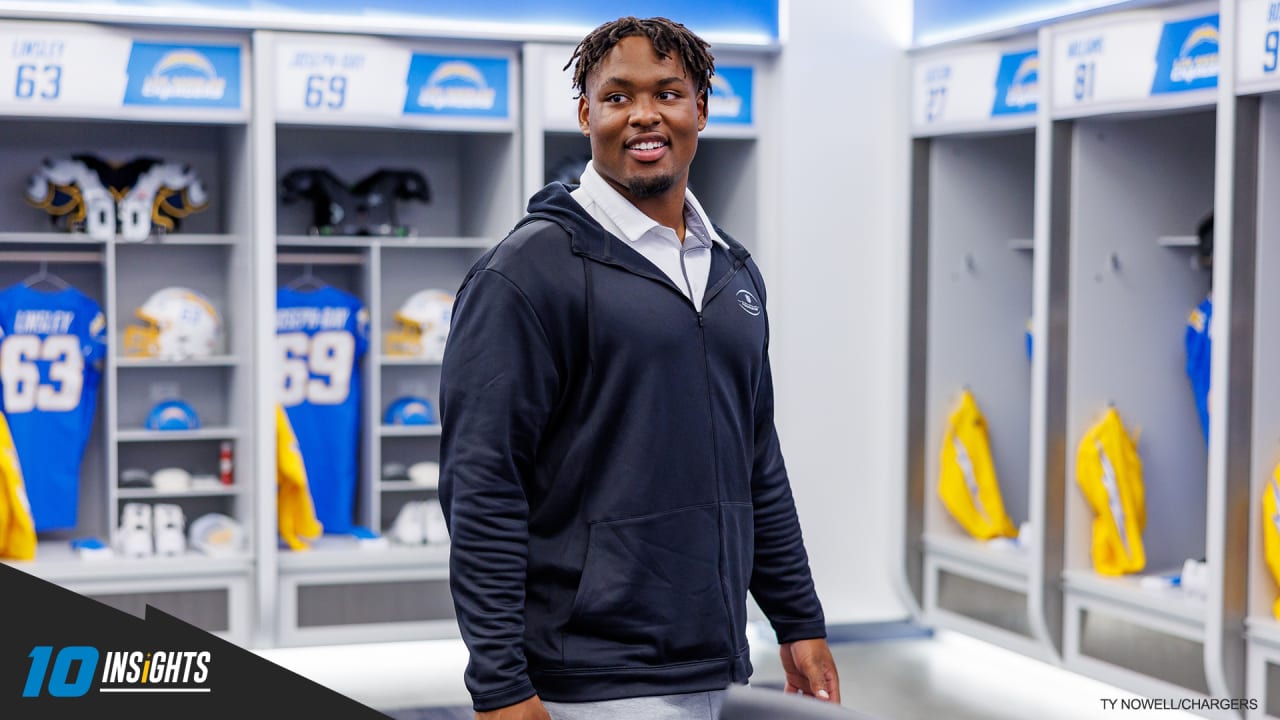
[124, 42, 242, 108]
[403, 54, 510, 119]
[708, 66, 753, 125]
[991, 49, 1038, 116]
[1150, 14, 1220, 94]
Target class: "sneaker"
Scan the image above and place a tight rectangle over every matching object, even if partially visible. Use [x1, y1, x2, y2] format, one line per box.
[153, 504, 187, 557]
[116, 503, 153, 558]
[390, 501, 426, 545]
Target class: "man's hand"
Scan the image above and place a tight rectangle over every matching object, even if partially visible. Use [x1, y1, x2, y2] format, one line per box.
[476, 694, 552, 720]
[780, 638, 841, 704]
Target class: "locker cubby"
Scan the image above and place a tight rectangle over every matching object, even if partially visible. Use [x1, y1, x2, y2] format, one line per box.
[263, 30, 520, 647]
[909, 127, 1048, 661]
[275, 126, 517, 242]
[0, 25, 255, 651]
[0, 118, 248, 238]
[1244, 85, 1280, 719]
[114, 243, 237, 357]
[378, 364, 440, 423]
[1057, 105, 1221, 702]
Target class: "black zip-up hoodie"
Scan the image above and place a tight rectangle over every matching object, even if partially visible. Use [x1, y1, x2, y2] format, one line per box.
[438, 183, 826, 711]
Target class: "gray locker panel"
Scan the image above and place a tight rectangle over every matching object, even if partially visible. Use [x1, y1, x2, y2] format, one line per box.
[0, 119, 239, 234]
[275, 255, 368, 298]
[924, 131, 1036, 536]
[116, 365, 233, 429]
[0, 256, 105, 298]
[1079, 607, 1209, 696]
[379, 246, 486, 321]
[118, 439, 230, 479]
[544, 132, 590, 185]
[1269, 662, 1280, 718]
[381, 435, 440, 467]
[381, 364, 441, 416]
[1066, 110, 1215, 574]
[690, 138, 759, 252]
[90, 588, 230, 634]
[937, 569, 1033, 638]
[296, 578, 455, 627]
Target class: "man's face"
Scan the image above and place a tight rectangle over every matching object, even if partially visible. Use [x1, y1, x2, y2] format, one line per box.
[578, 35, 707, 205]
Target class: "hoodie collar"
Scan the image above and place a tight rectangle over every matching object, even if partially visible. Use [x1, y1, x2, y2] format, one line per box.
[525, 180, 750, 272]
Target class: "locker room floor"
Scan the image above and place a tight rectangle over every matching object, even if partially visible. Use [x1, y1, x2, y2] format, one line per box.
[255, 621, 1203, 719]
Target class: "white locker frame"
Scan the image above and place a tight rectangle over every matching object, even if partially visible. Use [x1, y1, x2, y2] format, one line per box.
[0, 19, 257, 648]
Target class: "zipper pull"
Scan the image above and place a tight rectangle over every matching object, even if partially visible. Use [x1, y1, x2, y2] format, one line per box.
[697, 312, 704, 327]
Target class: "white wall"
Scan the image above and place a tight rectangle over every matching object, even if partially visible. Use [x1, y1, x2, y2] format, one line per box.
[770, 0, 914, 624]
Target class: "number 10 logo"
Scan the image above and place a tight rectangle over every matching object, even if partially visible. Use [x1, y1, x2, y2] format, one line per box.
[23, 646, 99, 698]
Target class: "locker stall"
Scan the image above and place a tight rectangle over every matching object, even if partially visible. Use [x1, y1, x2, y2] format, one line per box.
[1042, 3, 1245, 707]
[1234, 1, 1280, 717]
[0, 21, 256, 646]
[903, 38, 1057, 662]
[255, 30, 517, 647]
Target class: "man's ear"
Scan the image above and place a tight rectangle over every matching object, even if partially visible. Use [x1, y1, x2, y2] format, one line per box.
[696, 89, 708, 131]
[578, 95, 591, 136]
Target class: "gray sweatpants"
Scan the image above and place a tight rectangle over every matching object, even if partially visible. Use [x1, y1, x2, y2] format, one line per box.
[543, 689, 727, 720]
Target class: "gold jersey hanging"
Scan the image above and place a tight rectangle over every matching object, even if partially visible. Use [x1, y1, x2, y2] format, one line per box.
[938, 389, 1019, 541]
[1075, 407, 1146, 576]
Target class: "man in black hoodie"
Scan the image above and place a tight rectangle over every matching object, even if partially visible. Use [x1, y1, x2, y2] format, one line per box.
[439, 16, 838, 720]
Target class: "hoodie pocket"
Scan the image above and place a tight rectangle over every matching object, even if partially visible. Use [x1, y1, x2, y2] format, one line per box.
[561, 504, 731, 670]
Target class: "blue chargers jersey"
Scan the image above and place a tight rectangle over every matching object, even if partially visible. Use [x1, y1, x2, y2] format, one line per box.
[0, 284, 107, 531]
[1185, 294, 1212, 446]
[276, 286, 369, 534]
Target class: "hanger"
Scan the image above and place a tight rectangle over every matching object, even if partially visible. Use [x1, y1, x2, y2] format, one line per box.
[22, 261, 70, 290]
[285, 263, 327, 291]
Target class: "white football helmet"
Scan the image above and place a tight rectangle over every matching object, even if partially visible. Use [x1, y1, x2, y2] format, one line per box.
[384, 289, 454, 361]
[123, 287, 222, 360]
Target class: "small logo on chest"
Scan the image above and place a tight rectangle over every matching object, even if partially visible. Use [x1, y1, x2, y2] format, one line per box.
[736, 290, 761, 316]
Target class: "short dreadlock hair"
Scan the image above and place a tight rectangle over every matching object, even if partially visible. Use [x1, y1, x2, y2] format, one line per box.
[565, 16, 715, 101]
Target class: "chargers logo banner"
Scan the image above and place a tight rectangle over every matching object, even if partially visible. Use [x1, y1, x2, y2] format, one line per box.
[124, 42, 242, 108]
[991, 49, 1037, 116]
[1150, 14, 1219, 94]
[708, 66, 753, 125]
[403, 54, 509, 119]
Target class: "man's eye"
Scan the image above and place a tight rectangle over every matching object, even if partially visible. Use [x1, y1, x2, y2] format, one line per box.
[606, 94, 627, 103]
[657, 91, 678, 100]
